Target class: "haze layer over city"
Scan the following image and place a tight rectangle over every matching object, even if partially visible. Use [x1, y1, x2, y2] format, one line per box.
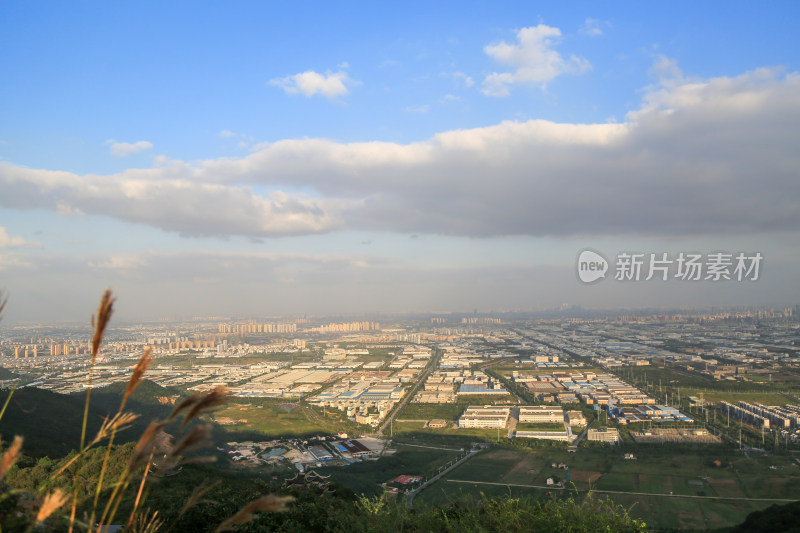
[1, 2, 799, 323]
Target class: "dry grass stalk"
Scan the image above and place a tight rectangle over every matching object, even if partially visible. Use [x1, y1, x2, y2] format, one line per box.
[175, 480, 220, 521]
[89, 346, 153, 524]
[0, 385, 17, 425]
[129, 421, 168, 473]
[128, 508, 164, 533]
[93, 411, 140, 445]
[35, 489, 69, 525]
[123, 348, 154, 407]
[126, 448, 155, 530]
[0, 290, 7, 320]
[157, 424, 213, 474]
[0, 435, 23, 482]
[91, 289, 115, 360]
[169, 386, 229, 426]
[214, 495, 294, 532]
[168, 424, 211, 460]
[53, 411, 140, 478]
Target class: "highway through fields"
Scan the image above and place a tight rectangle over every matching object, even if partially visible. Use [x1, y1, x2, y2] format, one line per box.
[405, 448, 483, 509]
[508, 407, 518, 439]
[444, 479, 800, 502]
[377, 348, 442, 436]
[396, 442, 465, 452]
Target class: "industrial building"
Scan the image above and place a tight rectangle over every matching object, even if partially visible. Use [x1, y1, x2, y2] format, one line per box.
[458, 405, 510, 428]
[518, 406, 564, 423]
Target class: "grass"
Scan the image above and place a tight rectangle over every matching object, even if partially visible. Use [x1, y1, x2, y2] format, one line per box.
[396, 402, 465, 421]
[410, 441, 800, 530]
[698, 390, 793, 405]
[515, 422, 565, 431]
[204, 401, 336, 440]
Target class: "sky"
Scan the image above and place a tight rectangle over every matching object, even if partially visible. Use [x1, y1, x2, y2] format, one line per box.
[1, 2, 800, 322]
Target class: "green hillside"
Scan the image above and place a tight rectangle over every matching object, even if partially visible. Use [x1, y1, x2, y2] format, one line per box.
[0, 381, 172, 459]
[0, 387, 106, 458]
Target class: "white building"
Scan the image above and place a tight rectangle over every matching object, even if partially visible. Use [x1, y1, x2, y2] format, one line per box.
[459, 405, 510, 428]
[519, 406, 564, 423]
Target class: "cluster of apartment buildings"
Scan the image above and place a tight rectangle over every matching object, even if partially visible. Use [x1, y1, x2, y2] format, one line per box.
[10, 341, 146, 359]
[217, 322, 298, 334]
[310, 322, 381, 333]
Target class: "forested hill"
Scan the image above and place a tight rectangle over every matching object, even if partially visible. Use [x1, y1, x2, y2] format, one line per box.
[0, 380, 173, 458]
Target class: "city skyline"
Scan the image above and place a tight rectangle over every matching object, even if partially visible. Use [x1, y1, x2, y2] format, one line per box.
[1, 2, 800, 322]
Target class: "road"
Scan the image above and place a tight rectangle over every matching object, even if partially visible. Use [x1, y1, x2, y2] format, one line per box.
[445, 479, 799, 502]
[396, 442, 464, 452]
[405, 448, 483, 509]
[571, 418, 595, 447]
[508, 407, 519, 438]
[377, 347, 442, 436]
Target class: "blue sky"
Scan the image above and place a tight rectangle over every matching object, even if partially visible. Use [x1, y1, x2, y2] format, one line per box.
[1, 2, 799, 321]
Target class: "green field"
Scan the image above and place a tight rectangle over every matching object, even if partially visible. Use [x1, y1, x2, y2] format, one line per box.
[516, 422, 566, 431]
[391, 421, 508, 442]
[397, 395, 517, 421]
[413, 445, 800, 530]
[697, 390, 795, 405]
[396, 402, 465, 421]
[204, 400, 348, 441]
[624, 364, 800, 395]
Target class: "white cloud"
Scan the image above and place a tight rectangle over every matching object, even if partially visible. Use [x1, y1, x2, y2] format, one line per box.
[0, 253, 35, 272]
[269, 69, 357, 98]
[88, 253, 149, 271]
[443, 71, 474, 88]
[106, 139, 153, 157]
[218, 129, 256, 149]
[649, 55, 684, 85]
[0, 227, 39, 248]
[579, 18, 604, 37]
[481, 25, 591, 97]
[404, 104, 430, 113]
[1, 68, 799, 240]
[56, 201, 84, 216]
